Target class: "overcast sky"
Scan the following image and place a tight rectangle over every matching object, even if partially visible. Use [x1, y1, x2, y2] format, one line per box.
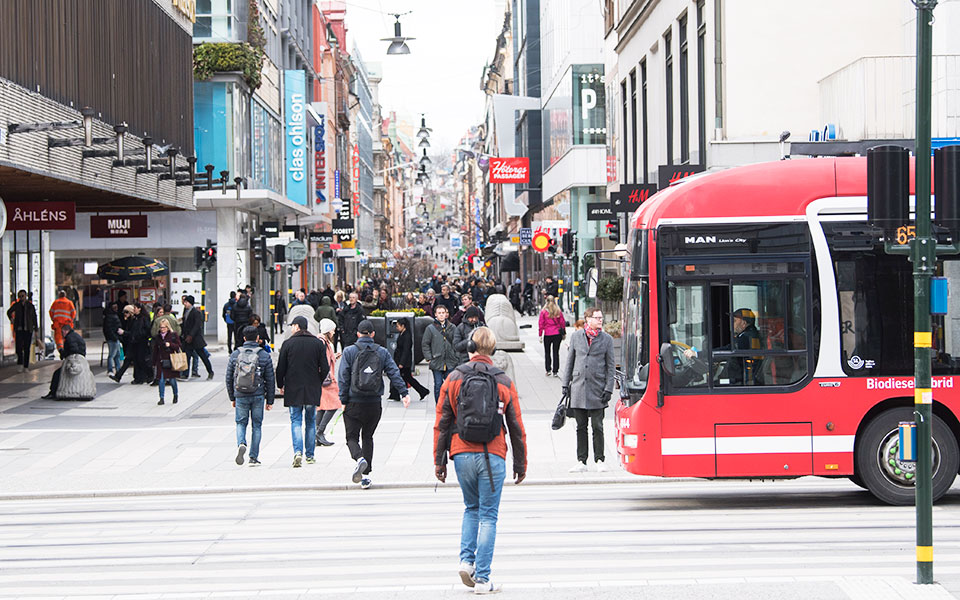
[343, 0, 506, 153]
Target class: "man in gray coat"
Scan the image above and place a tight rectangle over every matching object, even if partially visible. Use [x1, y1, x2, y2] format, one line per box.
[421, 305, 460, 401]
[561, 307, 616, 473]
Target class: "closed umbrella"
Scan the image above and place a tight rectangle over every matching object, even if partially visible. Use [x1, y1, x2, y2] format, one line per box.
[97, 256, 168, 281]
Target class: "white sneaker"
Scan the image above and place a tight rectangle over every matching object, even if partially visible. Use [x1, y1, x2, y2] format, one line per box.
[352, 457, 368, 483]
[458, 561, 476, 588]
[360, 477, 372, 489]
[568, 462, 588, 473]
[595, 461, 609, 472]
[235, 444, 247, 466]
[474, 580, 501, 594]
[292, 453, 302, 468]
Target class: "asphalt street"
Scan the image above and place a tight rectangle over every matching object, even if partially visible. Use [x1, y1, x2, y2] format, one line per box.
[1, 479, 959, 599]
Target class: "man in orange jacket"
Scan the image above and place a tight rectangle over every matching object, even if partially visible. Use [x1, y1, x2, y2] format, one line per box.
[433, 326, 527, 594]
[49, 290, 77, 349]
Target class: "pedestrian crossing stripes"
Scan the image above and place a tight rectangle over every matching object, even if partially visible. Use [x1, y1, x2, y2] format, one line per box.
[0, 481, 957, 598]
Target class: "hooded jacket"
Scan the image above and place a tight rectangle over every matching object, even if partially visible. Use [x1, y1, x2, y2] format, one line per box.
[337, 336, 406, 404]
[314, 296, 337, 323]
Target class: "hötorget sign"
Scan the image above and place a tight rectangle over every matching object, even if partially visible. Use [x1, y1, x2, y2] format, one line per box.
[489, 157, 530, 184]
[284, 240, 307, 264]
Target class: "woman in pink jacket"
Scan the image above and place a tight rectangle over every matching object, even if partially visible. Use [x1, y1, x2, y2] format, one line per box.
[538, 295, 567, 377]
[316, 319, 343, 447]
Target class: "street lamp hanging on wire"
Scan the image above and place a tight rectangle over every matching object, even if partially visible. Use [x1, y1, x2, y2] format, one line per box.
[382, 12, 414, 55]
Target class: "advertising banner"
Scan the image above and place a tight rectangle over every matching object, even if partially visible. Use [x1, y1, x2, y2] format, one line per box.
[6, 201, 75, 230]
[313, 102, 328, 204]
[610, 184, 658, 213]
[284, 70, 307, 205]
[489, 158, 530, 184]
[90, 215, 148, 238]
[658, 163, 705, 190]
[586, 203, 614, 221]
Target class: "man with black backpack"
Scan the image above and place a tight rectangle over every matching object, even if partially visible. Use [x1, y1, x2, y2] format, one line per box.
[337, 319, 409, 489]
[433, 326, 527, 594]
[225, 325, 275, 467]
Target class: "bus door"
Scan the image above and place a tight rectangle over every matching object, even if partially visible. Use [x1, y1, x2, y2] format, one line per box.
[658, 223, 815, 477]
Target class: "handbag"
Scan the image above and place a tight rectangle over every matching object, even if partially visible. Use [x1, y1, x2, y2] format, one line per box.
[169, 350, 188, 372]
[551, 391, 571, 430]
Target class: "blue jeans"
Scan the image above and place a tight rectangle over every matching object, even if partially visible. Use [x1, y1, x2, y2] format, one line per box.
[288, 406, 316, 458]
[158, 373, 178, 400]
[453, 452, 506, 583]
[107, 340, 122, 372]
[432, 368, 453, 402]
[236, 396, 265, 460]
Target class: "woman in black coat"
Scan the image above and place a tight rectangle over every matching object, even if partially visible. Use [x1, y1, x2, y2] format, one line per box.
[388, 320, 429, 402]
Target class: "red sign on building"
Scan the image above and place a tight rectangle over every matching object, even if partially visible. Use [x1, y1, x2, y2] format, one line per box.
[6, 201, 76, 230]
[489, 157, 530, 184]
[352, 143, 360, 217]
[90, 215, 148, 238]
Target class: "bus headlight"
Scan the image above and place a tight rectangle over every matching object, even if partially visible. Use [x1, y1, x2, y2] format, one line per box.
[623, 434, 638, 448]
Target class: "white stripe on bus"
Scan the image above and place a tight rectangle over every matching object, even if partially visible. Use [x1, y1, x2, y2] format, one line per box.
[661, 435, 856, 456]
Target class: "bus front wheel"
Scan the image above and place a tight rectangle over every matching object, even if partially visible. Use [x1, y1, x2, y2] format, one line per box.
[856, 407, 958, 506]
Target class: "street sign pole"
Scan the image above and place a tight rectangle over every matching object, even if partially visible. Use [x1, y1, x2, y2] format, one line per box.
[913, 0, 937, 584]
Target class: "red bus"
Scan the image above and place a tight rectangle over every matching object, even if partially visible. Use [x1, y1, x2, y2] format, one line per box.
[613, 157, 959, 505]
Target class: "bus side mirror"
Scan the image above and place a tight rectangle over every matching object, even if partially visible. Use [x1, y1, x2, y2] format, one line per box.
[585, 268, 599, 298]
[659, 342, 677, 377]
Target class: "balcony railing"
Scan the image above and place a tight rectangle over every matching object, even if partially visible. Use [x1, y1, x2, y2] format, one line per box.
[819, 55, 960, 141]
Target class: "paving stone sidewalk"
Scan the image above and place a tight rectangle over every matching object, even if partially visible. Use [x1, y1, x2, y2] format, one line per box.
[0, 315, 635, 497]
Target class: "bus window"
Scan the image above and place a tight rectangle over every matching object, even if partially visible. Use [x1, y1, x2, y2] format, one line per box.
[826, 222, 960, 376]
[663, 281, 709, 388]
[708, 279, 808, 386]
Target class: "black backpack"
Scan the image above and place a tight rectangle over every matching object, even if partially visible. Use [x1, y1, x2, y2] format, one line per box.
[455, 364, 503, 443]
[234, 347, 262, 395]
[350, 344, 384, 395]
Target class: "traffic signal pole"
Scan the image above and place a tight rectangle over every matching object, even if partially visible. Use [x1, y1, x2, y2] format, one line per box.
[913, 0, 936, 584]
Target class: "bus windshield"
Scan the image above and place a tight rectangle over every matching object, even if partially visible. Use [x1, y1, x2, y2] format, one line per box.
[622, 229, 649, 393]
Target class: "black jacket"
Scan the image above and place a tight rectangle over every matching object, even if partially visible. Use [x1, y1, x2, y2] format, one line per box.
[6, 300, 38, 333]
[275, 330, 329, 407]
[339, 303, 365, 341]
[338, 336, 406, 404]
[60, 329, 86, 359]
[394, 327, 414, 369]
[181, 306, 207, 350]
[231, 297, 252, 326]
[123, 313, 150, 345]
[102, 308, 122, 341]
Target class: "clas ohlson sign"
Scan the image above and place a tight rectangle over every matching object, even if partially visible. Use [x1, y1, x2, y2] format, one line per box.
[284, 70, 307, 206]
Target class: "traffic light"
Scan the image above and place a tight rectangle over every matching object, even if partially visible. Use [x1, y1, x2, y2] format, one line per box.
[274, 243, 286, 264]
[204, 244, 217, 265]
[561, 230, 576, 256]
[253, 237, 265, 262]
[607, 219, 621, 243]
[193, 246, 204, 270]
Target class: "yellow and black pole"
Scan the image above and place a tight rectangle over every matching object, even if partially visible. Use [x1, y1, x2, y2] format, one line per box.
[912, 0, 937, 583]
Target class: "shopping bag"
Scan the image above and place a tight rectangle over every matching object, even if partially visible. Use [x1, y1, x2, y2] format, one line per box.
[169, 350, 188, 372]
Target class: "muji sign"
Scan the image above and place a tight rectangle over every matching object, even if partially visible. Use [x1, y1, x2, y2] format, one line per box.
[91, 215, 148, 238]
[489, 157, 530, 184]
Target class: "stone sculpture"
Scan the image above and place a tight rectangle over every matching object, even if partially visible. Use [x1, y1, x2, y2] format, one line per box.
[484, 294, 524, 351]
[56, 354, 96, 400]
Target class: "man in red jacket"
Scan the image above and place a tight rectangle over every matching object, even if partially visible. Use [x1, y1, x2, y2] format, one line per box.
[433, 327, 527, 594]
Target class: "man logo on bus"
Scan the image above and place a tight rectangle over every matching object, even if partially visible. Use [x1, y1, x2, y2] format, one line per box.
[685, 235, 717, 244]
